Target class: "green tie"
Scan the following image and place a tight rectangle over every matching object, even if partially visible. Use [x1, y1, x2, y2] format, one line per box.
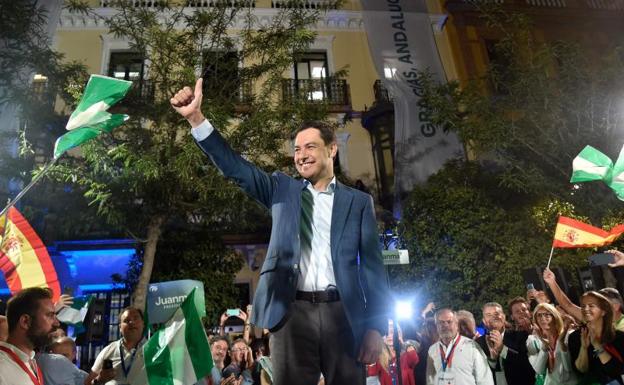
[300, 188, 314, 257]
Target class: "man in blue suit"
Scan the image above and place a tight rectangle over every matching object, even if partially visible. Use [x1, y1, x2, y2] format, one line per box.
[171, 79, 389, 385]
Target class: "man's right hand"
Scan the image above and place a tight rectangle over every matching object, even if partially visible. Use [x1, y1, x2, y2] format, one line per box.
[170, 78, 205, 127]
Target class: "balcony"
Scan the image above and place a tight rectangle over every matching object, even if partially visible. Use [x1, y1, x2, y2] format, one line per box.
[281, 78, 351, 112]
[185, 0, 256, 7]
[271, 0, 338, 8]
[100, 0, 257, 7]
[445, 0, 624, 12]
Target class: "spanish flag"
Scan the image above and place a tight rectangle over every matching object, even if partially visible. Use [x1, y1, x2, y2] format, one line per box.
[0, 207, 60, 300]
[552, 216, 624, 248]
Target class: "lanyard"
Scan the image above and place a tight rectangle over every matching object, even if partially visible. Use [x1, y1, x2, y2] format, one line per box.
[0, 346, 43, 385]
[439, 335, 461, 371]
[119, 340, 139, 378]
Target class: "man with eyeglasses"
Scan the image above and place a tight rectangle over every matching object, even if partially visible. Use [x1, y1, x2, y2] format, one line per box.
[476, 302, 535, 385]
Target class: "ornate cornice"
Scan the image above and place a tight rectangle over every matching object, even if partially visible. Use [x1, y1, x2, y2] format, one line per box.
[58, 7, 448, 33]
[58, 7, 366, 31]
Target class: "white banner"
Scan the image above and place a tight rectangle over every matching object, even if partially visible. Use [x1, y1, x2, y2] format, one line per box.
[361, 0, 464, 205]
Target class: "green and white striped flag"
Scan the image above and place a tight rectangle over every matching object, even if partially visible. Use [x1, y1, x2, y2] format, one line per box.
[54, 74, 132, 159]
[143, 288, 213, 385]
[56, 295, 93, 329]
[571, 145, 624, 200]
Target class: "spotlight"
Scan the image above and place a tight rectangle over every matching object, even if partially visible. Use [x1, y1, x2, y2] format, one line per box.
[395, 300, 413, 320]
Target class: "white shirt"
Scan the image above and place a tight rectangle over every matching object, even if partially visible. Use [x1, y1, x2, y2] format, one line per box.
[426, 335, 494, 385]
[91, 339, 146, 385]
[297, 179, 336, 291]
[526, 334, 578, 385]
[192, 119, 338, 291]
[0, 341, 39, 385]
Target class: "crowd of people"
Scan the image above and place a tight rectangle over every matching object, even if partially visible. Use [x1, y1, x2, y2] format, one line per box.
[0, 257, 624, 385]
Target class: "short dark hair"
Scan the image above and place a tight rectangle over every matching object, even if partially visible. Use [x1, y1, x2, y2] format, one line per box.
[291, 121, 336, 146]
[507, 297, 528, 314]
[120, 307, 144, 321]
[210, 335, 230, 349]
[6, 287, 53, 333]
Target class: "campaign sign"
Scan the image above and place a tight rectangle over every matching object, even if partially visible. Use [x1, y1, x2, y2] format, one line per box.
[146, 279, 205, 324]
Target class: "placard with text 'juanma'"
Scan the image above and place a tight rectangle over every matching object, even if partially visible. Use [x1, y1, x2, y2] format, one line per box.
[146, 279, 204, 324]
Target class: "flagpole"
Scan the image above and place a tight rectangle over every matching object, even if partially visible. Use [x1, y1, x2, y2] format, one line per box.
[546, 246, 555, 270]
[0, 158, 58, 217]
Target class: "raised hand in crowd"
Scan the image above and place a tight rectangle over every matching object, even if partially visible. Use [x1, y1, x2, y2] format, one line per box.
[606, 249, 624, 268]
[486, 329, 504, 359]
[542, 267, 583, 322]
[421, 302, 436, 318]
[54, 293, 74, 313]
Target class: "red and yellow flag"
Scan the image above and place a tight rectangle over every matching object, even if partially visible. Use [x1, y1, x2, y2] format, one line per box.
[552, 216, 624, 248]
[0, 207, 60, 300]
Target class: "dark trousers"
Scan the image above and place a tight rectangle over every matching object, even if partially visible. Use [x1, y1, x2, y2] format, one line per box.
[271, 299, 366, 385]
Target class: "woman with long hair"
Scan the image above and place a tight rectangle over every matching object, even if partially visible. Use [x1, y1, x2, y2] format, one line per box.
[526, 303, 578, 385]
[569, 291, 624, 385]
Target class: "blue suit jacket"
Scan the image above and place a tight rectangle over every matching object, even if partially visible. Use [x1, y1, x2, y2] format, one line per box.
[197, 129, 390, 348]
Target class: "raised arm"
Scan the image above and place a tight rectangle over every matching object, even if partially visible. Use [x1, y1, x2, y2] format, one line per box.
[171, 79, 275, 208]
[542, 268, 582, 321]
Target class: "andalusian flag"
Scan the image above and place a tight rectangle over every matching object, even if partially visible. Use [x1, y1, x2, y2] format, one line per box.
[0, 207, 60, 300]
[54, 74, 132, 159]
[571, 145, 624, 200]
[552, 216, 624, 248]
[143, 288, 212, 385]
[56, 295, 94, 329]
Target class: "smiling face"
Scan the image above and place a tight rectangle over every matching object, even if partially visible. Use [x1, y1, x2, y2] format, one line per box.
[511, 302, 532, 330]
[483, 305, 506, 332]
[581, 296, 607, 324]
[293, 127, 337, 185]
[211, 339, 228, 365]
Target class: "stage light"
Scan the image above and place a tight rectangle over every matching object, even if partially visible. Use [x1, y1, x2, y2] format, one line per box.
[395, 300, 413, 320]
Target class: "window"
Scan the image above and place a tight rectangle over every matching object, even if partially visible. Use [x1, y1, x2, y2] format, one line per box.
[108, 52, 144, 81]
[202, 51, 248, 103]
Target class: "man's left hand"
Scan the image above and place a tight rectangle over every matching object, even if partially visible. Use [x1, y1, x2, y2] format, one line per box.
[357, 329, 383, 364]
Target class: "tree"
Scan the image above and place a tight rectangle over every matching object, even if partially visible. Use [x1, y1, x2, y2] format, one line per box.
[395, 8, 624, 312]
[0, 1, 100, 241]
[54, 1, 341, 309]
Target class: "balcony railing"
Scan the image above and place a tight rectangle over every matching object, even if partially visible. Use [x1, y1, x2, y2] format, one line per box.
[100, 0, 257, 7]
[281, 78, 351, 111]
[271, 0, 338, 9]
[446, 0, 624, 11]
[185, 0, 256, 7]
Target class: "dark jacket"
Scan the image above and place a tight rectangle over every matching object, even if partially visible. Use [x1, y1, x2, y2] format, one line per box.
[476, 330, 535, 385]
[196, 129, 390, 351]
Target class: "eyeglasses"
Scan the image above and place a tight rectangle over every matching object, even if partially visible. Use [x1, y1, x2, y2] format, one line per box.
[536, 313, 553, 319]
[231, 348, 247, 353]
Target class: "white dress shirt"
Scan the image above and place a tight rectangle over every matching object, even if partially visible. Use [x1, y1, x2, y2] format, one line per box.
[426, 335, 494, 385]
[0, 341, 40, 385]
